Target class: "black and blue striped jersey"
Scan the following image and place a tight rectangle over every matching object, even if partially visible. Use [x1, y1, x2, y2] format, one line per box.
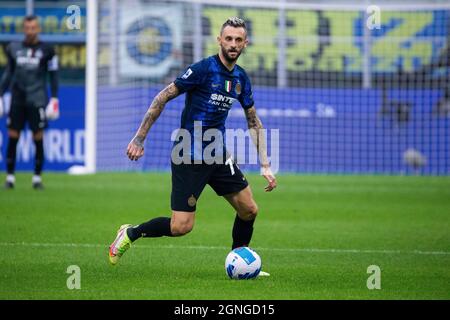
[173, 54, 254, 161]
[174, 54, 254, 134]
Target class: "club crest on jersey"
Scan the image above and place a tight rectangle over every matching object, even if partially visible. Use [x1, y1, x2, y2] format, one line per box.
[225, 80, 232, 93]
[235, 82, 241, 95]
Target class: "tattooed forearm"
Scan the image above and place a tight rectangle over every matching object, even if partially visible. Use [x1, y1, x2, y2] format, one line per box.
[245, 107, 262, 129]
[245, 106, 269, 166]
[133, 83, 180, 143]
[245, 106, 262, 130]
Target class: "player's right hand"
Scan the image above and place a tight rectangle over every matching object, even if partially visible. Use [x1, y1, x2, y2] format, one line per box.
[127, 135, 145, 161]
[0, 96, 4, 118]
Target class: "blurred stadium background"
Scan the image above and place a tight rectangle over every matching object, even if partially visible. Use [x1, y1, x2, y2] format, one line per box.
[0, 0, 449, 175]
[1, 0, 450, 301]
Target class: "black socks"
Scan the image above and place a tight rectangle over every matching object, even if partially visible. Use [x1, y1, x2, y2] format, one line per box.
[127, 217, 172, 242]
[34, 139, 44, 175]
[6, 138, 44, 175]
[126, 214, 255, 248]
[232, 214, 255, 249]
[6, 137, 19, 174]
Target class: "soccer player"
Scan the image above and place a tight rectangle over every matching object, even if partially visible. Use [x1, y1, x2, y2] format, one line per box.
[109, 18, 277, 270]
[0, 15, 59, 189]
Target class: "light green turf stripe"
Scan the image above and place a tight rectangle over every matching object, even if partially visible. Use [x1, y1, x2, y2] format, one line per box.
[0, 242, 449, 256]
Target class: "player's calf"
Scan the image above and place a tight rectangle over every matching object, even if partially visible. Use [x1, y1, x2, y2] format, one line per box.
[170, 211, 195, 236]
[170, 222, 194, 236]
[232, 201, 258, 249]
[232, 213, 256, 249]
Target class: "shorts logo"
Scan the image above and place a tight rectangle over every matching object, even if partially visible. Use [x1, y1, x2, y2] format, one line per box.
[235, 82, 241, 95]
[225, 80, 232, 93]
[187, 195, 197, 207]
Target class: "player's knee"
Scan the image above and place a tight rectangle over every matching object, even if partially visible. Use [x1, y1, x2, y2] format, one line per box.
[240, 202, 258, 220]
[171, 220, 194, 236]
[248, 203, 258, 218]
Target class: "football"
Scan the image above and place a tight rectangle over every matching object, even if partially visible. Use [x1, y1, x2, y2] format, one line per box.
[225, 247, 262, 279]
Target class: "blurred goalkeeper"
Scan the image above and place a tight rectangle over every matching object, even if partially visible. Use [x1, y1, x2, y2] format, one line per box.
[109, 17, 276, 272]
[0, 15, 59, 189]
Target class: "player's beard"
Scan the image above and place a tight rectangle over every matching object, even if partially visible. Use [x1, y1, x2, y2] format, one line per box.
[24, 34, 38, 45]
[221, 46, 242, 63]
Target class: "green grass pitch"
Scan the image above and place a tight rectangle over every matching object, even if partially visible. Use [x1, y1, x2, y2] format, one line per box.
[0, 172, 449, 300]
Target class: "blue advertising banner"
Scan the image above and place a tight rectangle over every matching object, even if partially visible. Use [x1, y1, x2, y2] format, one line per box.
[0, 87, 448, 174]
[95, 86, 450, 175]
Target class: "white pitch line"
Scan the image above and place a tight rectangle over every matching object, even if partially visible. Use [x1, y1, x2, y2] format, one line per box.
[0, 242, 449, 256]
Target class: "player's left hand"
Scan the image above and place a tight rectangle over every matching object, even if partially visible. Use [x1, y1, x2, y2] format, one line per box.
[261, 165, 277, 192]
[127, 135, 145, 161]
[45, 97, 59, 120]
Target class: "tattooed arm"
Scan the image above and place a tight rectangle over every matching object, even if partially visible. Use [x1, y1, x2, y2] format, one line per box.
[244, 106, 277, 192]
[127, 83, 180, 161]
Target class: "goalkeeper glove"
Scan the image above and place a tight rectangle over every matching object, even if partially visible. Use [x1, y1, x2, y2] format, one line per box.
[45, 97, 59, 120]
[0, 96, 4, 118]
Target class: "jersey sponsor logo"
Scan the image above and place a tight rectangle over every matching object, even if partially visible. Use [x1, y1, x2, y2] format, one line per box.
[210, 93, 235, 104]
[208, 93, 236, 110]
[16, 56, 40, 67]
[16, 48, 41, 68]
[181, 68, 193, 79]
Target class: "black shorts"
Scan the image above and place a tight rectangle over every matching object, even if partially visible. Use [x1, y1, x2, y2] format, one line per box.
[7, 103, 47, 132]
[171, 158, 249, 212]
